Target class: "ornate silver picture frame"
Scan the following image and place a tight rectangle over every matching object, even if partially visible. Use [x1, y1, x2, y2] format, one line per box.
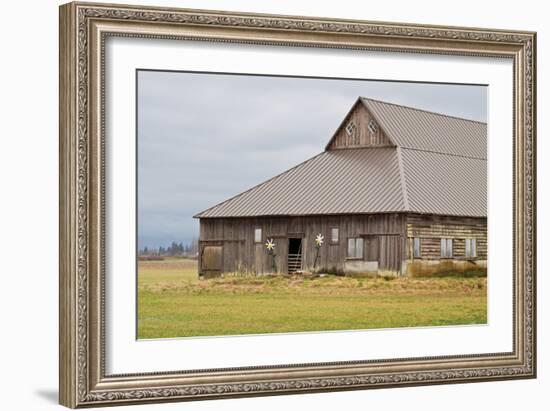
[59, 2, 536, 408]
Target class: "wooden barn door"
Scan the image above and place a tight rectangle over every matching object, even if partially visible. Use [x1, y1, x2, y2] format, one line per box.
[200, 243, 223, 278]
[378, 235, 401, 273]
[364, 236, 379, 262]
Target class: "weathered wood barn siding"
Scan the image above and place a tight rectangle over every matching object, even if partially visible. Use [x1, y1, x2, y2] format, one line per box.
[405, 214, 487, 276]
[327, 102, 392, 149]
[406, 214, 487, 259]
[199, 213, 488, 277]
[199, 213, 406, 277]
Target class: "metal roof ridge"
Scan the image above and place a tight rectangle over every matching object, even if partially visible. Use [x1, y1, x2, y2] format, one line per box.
[399, 146, 487, 160]
[360, 97, 487, 125]
[395, 146, 410, 211]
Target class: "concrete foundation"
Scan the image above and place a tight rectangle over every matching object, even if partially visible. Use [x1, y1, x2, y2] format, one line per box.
[344, 260, 379, 276]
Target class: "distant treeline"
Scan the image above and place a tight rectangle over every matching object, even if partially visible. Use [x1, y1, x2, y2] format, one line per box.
[139, 239, 198, 257]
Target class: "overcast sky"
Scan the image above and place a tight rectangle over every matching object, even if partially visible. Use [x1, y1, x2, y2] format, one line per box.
[137, 70, 487, 249]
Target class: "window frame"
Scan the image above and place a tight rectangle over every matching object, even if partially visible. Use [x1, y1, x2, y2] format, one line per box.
[413, 237, 421, 259]
[345, 121, 356, 136]
[331, 227, 339, 244]
[347, 237, 364, 259]
[367, 119, 378, 134]
[254, 227, 262, 244]
[465, 238, 477, 258]
[440, 238, 453, 258]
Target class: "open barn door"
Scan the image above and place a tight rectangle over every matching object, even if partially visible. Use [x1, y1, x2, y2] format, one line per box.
[287, 238, 303, 274]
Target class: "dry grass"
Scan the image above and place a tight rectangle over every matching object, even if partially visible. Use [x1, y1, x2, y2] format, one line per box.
[137, 258, 487, 339]
[141, 273, 486, 296]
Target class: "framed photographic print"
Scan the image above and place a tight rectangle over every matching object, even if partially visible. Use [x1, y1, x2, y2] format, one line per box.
[59, 1, 537, 408]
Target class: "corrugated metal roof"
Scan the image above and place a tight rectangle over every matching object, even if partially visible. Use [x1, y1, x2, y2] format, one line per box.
[401, 148, 486, 217]
[196, 97, 487, 219]
[195, 147, 487, 218]
[362, 98, 487, 159]
[194, 148, 406, 218]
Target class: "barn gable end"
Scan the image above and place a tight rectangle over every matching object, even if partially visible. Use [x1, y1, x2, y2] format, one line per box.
[326, 99, 393, 150]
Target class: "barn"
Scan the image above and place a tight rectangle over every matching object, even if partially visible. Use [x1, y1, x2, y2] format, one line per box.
[194, 97, 487, 277]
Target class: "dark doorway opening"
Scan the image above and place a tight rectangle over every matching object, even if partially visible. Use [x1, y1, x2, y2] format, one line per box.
[288, 238, 303, 274]
[288, 238, 302, 254]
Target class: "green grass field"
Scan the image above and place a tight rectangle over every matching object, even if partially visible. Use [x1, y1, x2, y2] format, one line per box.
[137, 258, 487, 339]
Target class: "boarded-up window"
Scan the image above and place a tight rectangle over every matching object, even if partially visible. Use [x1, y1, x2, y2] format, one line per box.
[465, 238, 477, 258]
[331, 227, 339, 243]
[254, 228, 262, 243]
[413, 237, 421, 258]
[440, 238, 453, 258]
[347, 238, 364, 259]
[202, 246, 222, 270]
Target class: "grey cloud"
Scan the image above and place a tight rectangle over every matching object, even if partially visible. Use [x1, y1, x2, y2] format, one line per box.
[137, 70, 486, 248]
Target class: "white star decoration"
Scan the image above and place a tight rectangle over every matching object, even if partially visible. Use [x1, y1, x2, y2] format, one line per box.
[265, 239, 275, 251]
[315, 234, 324, 247]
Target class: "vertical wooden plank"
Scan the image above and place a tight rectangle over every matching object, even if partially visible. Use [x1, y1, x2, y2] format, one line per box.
[254, 243, 263, 274]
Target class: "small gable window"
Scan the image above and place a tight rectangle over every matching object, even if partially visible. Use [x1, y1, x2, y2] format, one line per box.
[345, 121, 356, 136]
[368, 119, 378, 134]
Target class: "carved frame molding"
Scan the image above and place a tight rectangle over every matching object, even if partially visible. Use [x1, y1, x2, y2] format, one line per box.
[59, 2, 536, 408]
